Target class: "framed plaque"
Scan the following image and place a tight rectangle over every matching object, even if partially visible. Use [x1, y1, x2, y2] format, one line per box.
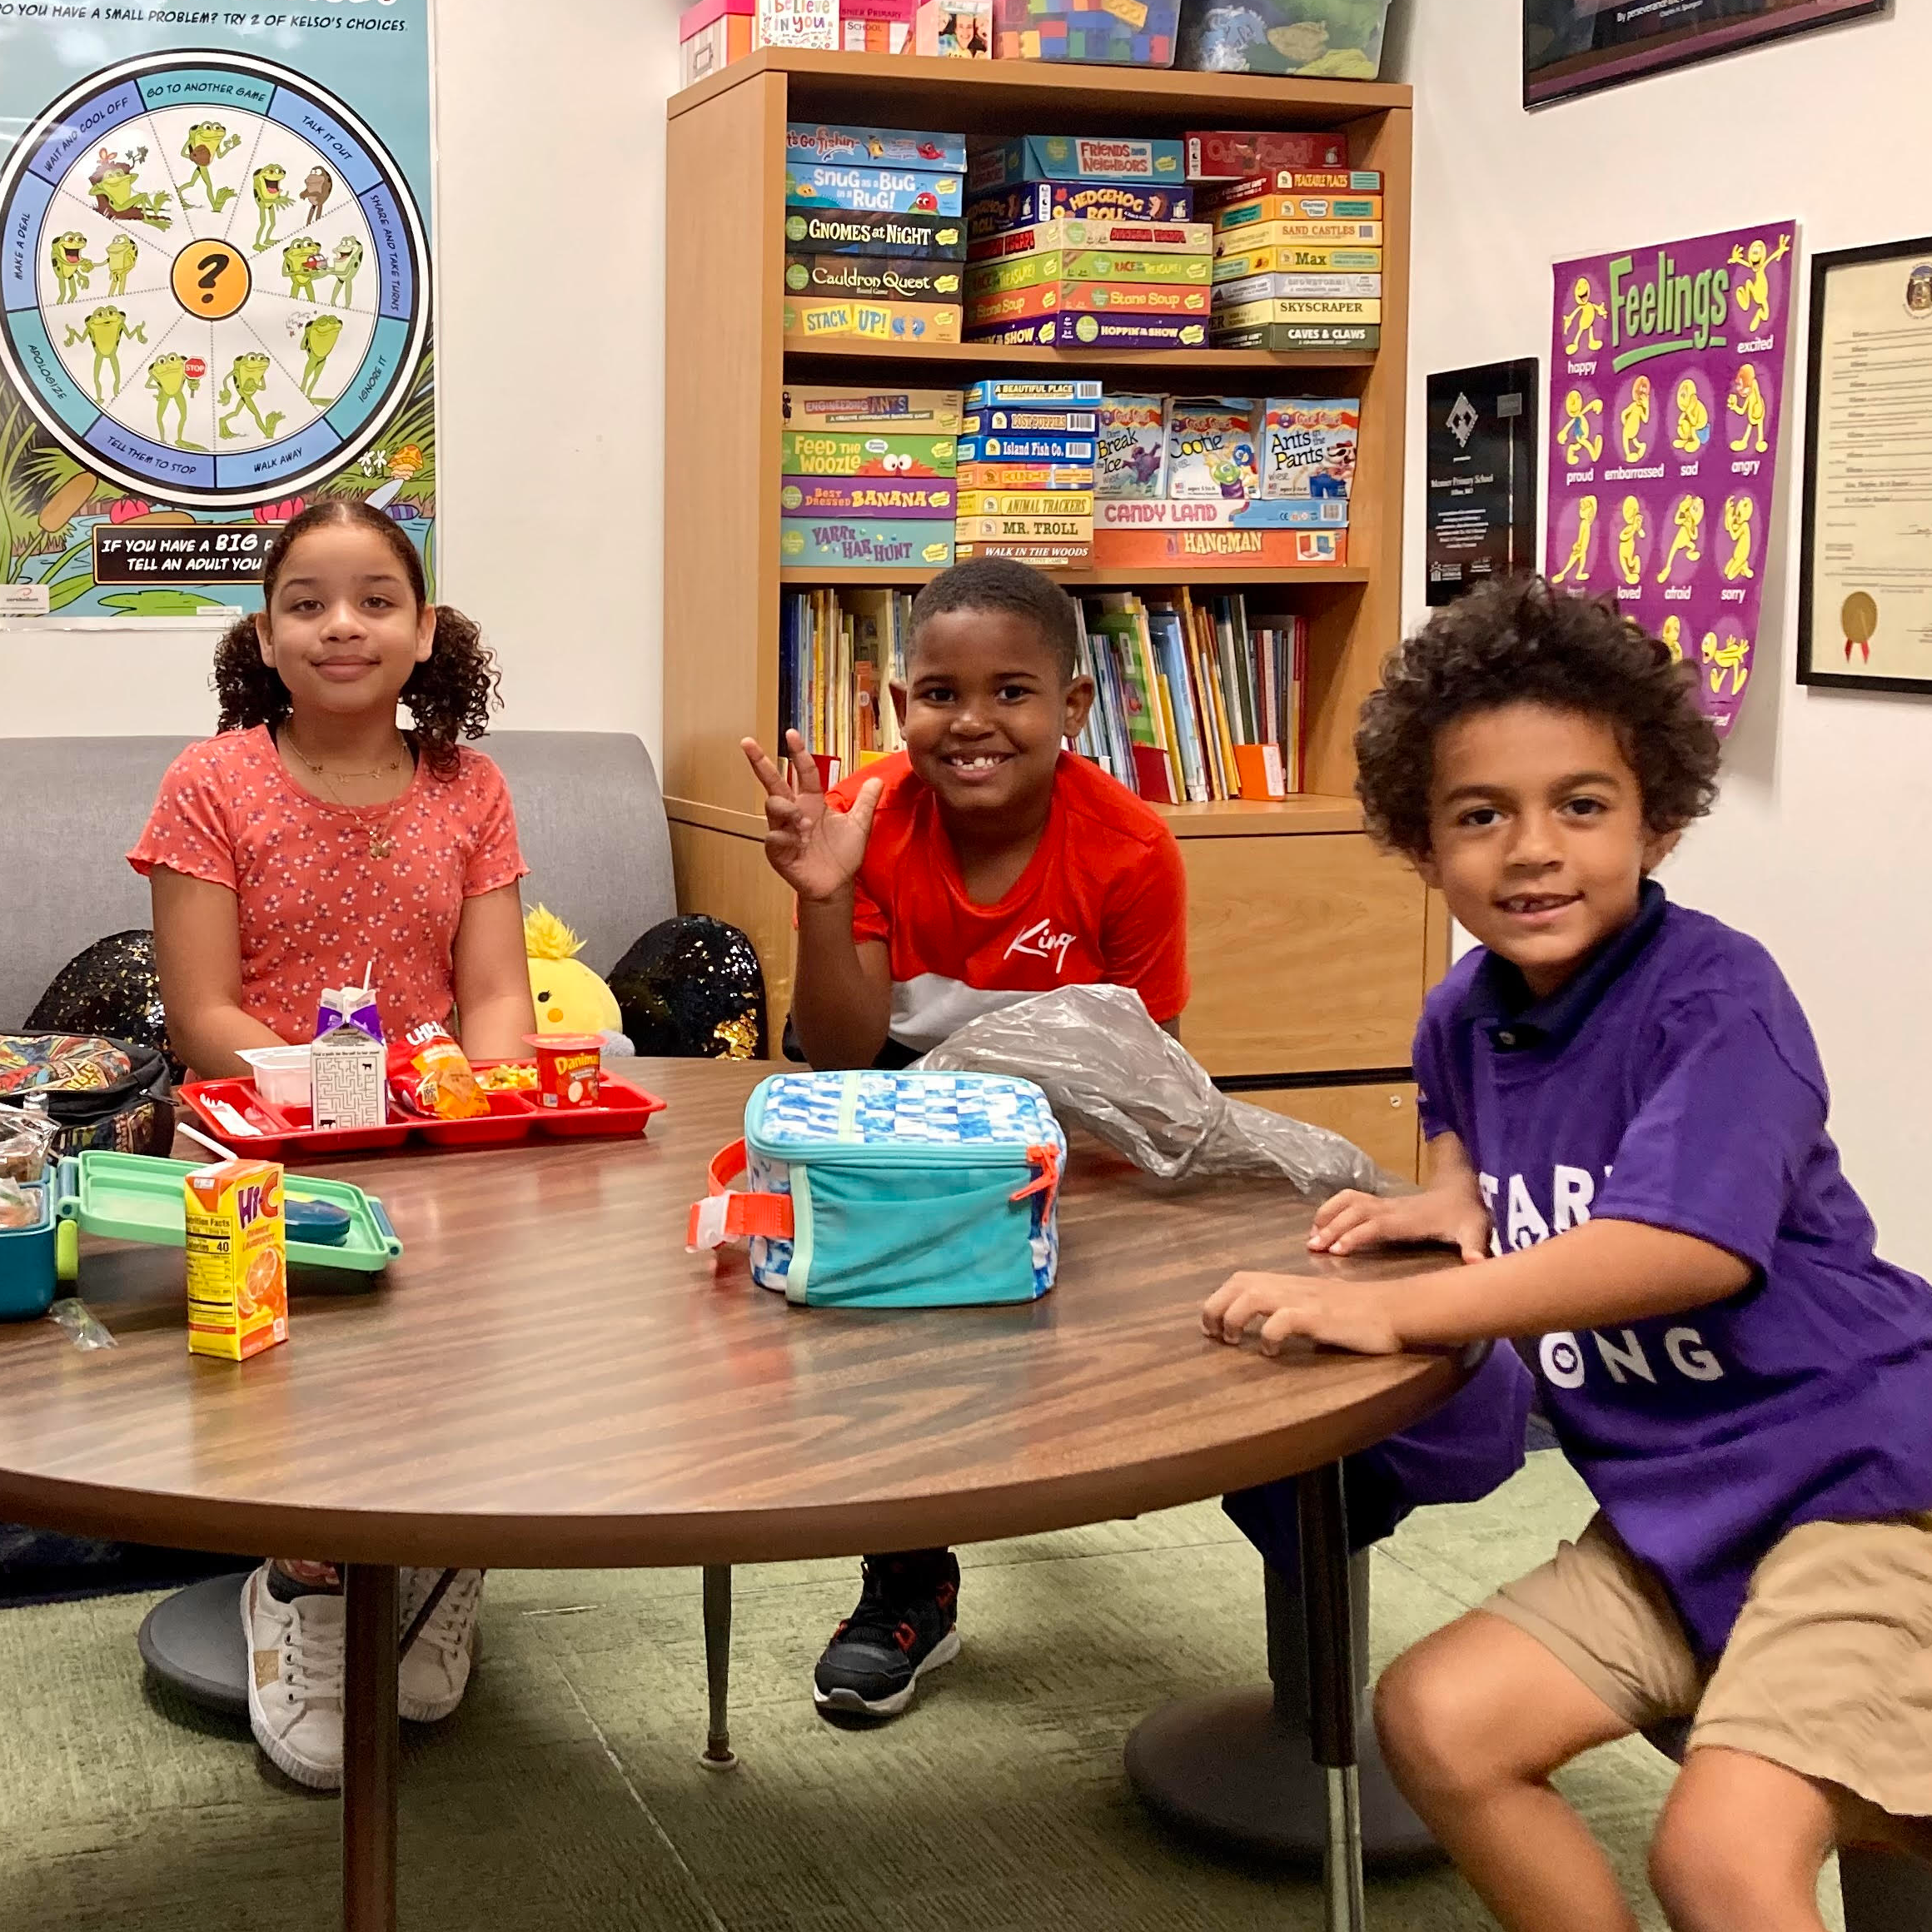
[1426, 361, 1539, 607]
[1798, 237, 1932, 694]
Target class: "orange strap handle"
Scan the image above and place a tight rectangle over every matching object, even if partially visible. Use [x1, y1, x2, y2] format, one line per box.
[686, 1139, 794, 1250]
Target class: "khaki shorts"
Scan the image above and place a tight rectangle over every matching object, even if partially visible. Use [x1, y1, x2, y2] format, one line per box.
[1484, 1511, 1932, 1821]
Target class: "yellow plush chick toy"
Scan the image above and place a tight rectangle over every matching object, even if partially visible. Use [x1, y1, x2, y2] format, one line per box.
[524, 906, 622, 1038]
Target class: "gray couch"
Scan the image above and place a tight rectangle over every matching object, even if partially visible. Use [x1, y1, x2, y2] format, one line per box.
[0, 732, 676, 1028]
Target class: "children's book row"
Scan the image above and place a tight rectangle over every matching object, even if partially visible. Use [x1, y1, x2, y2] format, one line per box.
[778, 583, 1304, 806]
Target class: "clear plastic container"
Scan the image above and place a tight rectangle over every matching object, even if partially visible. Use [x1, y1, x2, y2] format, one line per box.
[238, 1045, 312, 1113]
[1177, 0, 1391, 76]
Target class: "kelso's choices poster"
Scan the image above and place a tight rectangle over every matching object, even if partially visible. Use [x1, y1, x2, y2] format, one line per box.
[1545, 222, 1797, 734]
[0, 3, 435, 620]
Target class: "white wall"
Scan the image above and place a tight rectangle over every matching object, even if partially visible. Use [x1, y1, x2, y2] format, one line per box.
[2, 0, 682, 762]
[1397, 1, 1932, 1266]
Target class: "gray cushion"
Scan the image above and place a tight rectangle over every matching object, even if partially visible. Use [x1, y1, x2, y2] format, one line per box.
[0, 729, 674, 1028]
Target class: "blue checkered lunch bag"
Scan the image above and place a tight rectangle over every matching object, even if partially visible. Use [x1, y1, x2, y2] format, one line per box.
[686, 1070, 1067, 1307]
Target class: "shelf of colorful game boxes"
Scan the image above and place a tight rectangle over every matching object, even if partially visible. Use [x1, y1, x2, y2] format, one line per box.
[783, 340, 1379, 371]
[778, 564, 1368, 586]
[671, 48, 1411, 124]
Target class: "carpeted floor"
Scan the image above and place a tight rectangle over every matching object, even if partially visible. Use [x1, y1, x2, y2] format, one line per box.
[0, 1453, 1843, 1931]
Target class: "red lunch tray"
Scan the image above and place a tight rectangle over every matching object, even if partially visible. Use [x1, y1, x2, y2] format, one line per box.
[180, 1068, 668, 1159]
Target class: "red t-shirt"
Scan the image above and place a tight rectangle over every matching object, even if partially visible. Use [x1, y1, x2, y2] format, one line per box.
[129, 725, 527, 1044]
[826, 750, 1189, 1053]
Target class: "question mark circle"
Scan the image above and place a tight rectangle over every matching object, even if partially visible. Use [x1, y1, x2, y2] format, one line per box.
[170, 242, 251, 320]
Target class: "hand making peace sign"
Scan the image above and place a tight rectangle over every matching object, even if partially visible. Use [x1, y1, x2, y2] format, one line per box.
[740, 730, 885, 904]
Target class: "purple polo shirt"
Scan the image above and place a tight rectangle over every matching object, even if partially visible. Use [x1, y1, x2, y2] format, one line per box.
[1416, 881, 1932, 1656]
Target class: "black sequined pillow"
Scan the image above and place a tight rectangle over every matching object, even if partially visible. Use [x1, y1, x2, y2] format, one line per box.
[608, 916, 766, 1060]
[27, 930, 183, 1083]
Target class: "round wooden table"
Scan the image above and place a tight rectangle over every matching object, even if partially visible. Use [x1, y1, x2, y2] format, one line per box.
[0, 1058, 1468, 1932]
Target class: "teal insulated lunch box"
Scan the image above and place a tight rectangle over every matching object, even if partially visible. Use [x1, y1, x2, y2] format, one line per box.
[690, 1070, 1067, 1308]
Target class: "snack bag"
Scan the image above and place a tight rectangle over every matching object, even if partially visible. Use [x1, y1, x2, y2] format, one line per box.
[184, 1159, 288, 1362]
[314, 985, 383, 1044]
[388, 1020, 488, 1120]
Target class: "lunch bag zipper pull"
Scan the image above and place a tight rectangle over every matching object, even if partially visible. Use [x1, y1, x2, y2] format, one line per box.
[1008, 1143, 1062, 1219]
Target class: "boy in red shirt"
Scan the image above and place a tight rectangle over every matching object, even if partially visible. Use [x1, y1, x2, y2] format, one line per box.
[742, 557, 1188, 1715]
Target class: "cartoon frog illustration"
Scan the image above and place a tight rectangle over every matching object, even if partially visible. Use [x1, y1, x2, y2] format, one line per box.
[104, 232, 139, 298]
[88, 147, 172, 229]
[47, 232, 97, 305]
[327, 237, 365, 308]
[301, 166, 333, 226]
[251, 164, 294, 252]
[218, 352, 284, 441]
[63, 306, 147, 403]
[297, 311, 345, 403]
[179, 121, 241, 212]
[147, 352, 203, 448]
[282, 237, 326, 301]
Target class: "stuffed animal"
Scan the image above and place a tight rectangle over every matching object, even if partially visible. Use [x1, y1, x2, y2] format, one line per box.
[523, 907, 630, 1054]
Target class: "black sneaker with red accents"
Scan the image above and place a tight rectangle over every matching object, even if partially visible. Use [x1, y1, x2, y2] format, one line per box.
[812, 1550, 961, 1719]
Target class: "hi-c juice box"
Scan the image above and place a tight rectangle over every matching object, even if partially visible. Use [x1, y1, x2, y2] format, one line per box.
[185, 1159, 288, 1362]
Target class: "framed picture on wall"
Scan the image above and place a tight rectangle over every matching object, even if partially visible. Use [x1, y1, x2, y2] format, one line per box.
[1525, 0, 1889, 107]
[1797, 235, 1932, 695]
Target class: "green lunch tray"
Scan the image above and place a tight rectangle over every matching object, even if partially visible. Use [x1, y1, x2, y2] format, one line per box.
[53, 1153, 402, 1274]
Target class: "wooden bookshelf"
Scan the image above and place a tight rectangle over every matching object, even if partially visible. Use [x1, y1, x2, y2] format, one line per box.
[663, 50, 1442, 1177]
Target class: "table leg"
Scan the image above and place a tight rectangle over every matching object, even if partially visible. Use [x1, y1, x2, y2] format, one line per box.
[1297, 1465, 1367, 1932]
[700, 1564, 736, 1770]
[342, 1564, 400, 1932]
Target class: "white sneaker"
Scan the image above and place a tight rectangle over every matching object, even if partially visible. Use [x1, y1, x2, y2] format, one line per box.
[397, 1567, 482, 1722]
[241, 1562, 345, 1790]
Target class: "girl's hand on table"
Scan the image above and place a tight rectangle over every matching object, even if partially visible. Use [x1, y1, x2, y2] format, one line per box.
[1307, 1188, 1493, 1264]
[1202, 1272, 1403, 1357]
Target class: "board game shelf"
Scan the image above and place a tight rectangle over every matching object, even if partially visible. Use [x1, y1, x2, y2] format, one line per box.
[778, 565, 1372, 589]
[663, 51, 1440, 1170]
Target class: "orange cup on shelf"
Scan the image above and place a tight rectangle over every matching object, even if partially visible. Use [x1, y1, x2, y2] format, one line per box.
[525, 1034, 603, 1110]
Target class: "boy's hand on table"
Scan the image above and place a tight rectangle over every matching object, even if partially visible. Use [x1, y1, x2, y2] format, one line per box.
[1307, 1188, 1492, 1264]
[1203, 1272, 1402, 1357]
[741, 730, 882, 904]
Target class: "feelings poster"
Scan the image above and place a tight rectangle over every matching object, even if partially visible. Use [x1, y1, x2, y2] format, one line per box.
[1545, 221, 1798, 735]
[0, 4, 435, 622]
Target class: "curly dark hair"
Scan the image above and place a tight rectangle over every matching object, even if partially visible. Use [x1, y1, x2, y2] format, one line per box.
[1355, 577, 1721, 859]
[910, 556, 1080, 682]
[212, 499, 500, 778]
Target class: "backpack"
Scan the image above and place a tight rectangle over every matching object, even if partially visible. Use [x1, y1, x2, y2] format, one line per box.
[689, 1070, 1066, 1307]
[0, 1034, 175, 1159]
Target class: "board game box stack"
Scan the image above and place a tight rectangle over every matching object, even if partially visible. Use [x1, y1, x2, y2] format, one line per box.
[962, 137, 1211, 351]
[784, 124, 968, 344]
[1193, 132, 1385, 354]
[1092, 392, 1358, 568]
[1072, 589, 1307, 804]
[779, 385, 963, 570]
[956, 378, 1099, 567]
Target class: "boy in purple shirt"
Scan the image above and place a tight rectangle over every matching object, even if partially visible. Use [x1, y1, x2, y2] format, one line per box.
[1204, 579, 1932, 1931]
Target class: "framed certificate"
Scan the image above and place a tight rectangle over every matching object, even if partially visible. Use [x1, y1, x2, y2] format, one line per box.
[1799, 237, 1932, 694]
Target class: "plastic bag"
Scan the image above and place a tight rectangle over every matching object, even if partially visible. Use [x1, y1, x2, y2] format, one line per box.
[917, 983, 1401, 1198]
[0, 1103, 59, 1185]
[47, 1297, 117, 1350]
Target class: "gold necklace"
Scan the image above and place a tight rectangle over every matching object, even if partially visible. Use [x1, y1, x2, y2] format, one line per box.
[280, 727, 410, 860]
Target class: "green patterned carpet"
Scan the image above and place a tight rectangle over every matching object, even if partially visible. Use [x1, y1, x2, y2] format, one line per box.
[0, 1454, 1841, 1930]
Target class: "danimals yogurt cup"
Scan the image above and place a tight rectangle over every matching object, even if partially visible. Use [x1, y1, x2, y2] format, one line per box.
[525, 1034, 602, 1110]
